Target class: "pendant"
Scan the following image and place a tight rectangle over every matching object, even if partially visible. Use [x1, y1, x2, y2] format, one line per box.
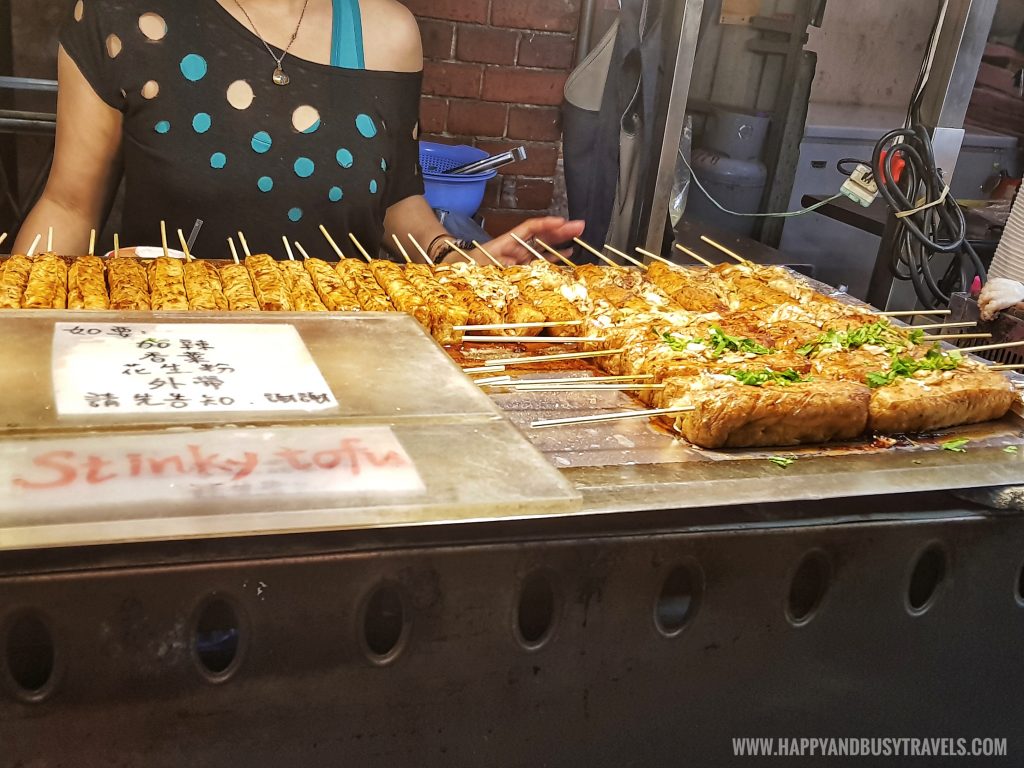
[273, 66, 290, 86]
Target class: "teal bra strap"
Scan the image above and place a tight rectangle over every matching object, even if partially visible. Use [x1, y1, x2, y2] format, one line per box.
[331, 0, 365, 69]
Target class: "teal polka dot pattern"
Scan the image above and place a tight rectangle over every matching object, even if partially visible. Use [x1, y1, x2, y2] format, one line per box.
[288, 207, 303, 222]
[369, 179, 378, 194]
[329, 186, 343, 202]
[336, 148, 354, 168]
[251, 131, 272, 154]
[258, 176, 274, 192]
[303, 119, 321, 135]
[192, 112, 212, 134]
[355, 114, 377, 138]
[210, 152, 227, 169]
[154, 120, 170, 134]
[180, 53, 208, 82]
[294, 157, 315, 178]
[380, 158, 388, 172]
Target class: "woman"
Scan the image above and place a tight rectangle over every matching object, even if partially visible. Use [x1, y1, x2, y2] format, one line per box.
[13, 0, 584, 264]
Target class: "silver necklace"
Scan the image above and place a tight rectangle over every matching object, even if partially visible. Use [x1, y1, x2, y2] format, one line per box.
[230, 0, 311, 86]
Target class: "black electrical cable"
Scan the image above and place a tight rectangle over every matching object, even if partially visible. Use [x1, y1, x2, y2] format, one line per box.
[868, 0, 986, 310]
[870, 123, 986, 310]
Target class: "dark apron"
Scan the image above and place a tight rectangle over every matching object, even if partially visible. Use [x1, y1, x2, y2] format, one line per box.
[563, 0, 664, 261]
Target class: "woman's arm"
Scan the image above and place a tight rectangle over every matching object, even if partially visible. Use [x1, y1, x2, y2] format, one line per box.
[372, 0, 586, 266]
[13, 45, 123, 255]
[384, 194, 585, 266]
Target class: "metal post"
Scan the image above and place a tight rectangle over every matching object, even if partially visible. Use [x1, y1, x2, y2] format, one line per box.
[639, 0, 705, 255]
[575, 0, 597, 66]
[0, 0, 16, 232]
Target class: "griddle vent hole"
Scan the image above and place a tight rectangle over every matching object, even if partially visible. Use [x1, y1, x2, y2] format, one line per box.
[907, 544, 948, 615]
[655, 563, 703, 636]
[516, 573, 556, 649]
[362, 584, 407, 663]
[4, 611, 55, 701]
[193, 598, 243, 681]
[787, 551, 831, 626]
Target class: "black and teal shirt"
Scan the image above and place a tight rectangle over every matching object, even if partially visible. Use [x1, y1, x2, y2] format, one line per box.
[62, 0, 424, 259]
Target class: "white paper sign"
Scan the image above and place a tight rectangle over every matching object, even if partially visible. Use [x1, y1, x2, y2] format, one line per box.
[52, 322, 338, 416]
[0, 426, 424, 514]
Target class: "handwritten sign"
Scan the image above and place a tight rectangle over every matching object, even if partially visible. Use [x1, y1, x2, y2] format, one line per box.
[0, 426, 424, 514]
[52, 322, 338, 415]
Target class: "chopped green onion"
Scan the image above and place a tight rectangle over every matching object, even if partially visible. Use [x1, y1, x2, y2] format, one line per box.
[865, 345, 962, 389]
[799, 320, 917, 357]
[940, 439, 970, 453]
[768, 456, 796, 468]
[728, 368, 808, 387]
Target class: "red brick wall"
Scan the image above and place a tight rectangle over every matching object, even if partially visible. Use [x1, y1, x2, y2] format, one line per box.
[400, 0, 581, 235]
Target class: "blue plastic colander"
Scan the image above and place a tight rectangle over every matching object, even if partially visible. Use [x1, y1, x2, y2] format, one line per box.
[419, 141, 497, 217]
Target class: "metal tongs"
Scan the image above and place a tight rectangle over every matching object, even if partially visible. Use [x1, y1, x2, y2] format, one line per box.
[448, 146, 528, 176]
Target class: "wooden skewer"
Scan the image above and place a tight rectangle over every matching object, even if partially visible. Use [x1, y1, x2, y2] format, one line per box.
[462, 335, 603, 344]
[503, 374, 654, 386]
[159, 220, 170, 259]
[922, 333, 991, 341]
[674, 243, 714, 267]
[227, 237, 241, 264]
[349, 233, 374, 263]
[573, 237, 620, 268]
[510, 232, 548, 263]
[604, 243, 648, 271]
[989, 364, 1024, 371]
[700, 235, 748, 264]
[455, 320, 582, 331]
[515, 383, 667, 392]
[958, 340, 1024, 354]
[474, 375, 513, 386]
[282, 236, 296, 261]
[445, 239, 476, 264]
[392, 234, 413, 264]
[177, 229, 193, 261]
[472, 240, 504, 268]
[531, 405, 696, 429]
[26, 234, 41, 258]
[237, 231, 252, 258]
[911, 321, 977, 331]
[46, 226, 53, 253]
[489, 348, 625, 366]
[407, 234, 434, 266]
[877, 310, 952, 318]
[0, 233, 7, 249]
[87, 229, 96, 257]
[463, 365, 506, 374]
[636, 246, 681, 269]
[293, 241, 311, 261]
[533, 238, 576, 268]
[113, 233, 120, 259]
[320, 225, 345, 259]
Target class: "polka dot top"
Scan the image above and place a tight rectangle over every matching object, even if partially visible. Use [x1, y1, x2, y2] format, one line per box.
[61, 0, 424, 259]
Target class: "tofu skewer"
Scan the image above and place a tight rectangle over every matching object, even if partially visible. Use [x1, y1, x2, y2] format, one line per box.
[22, 252, 68, 309]
[179, 229, 228, 311]
[107, 257, 150, 310]
[67, 229, 110, 310]
[245, 254, 292, 311]
[295, 242, 362, 311]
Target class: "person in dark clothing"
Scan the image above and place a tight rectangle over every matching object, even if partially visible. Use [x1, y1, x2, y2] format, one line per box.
[14, 0, 584, 264]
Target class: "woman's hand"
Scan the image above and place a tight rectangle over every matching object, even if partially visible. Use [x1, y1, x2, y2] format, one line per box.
[449, 216, 585, 266]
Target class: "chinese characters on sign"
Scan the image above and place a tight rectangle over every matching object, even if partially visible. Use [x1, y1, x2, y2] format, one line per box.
[0, 426, 425, 514]
[52, 323, 338, 415]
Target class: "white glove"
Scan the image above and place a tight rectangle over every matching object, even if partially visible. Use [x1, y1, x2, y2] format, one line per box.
[979, 277, 1024, 321]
